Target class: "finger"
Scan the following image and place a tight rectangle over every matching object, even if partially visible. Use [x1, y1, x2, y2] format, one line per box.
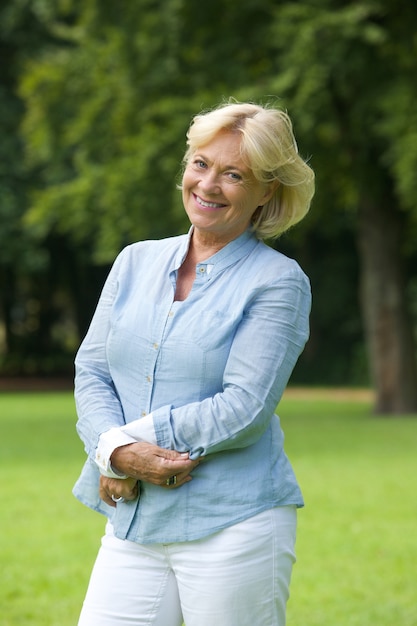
[99, 476, 136, 505]
[117, 477, 139, 500]
[99, 484, 116, 508]
[110, 485, 138, 502]
[163, 468, 195, 488]
[157, 448, 190, 461]
[122, 482, 139, 500]
[101, 476, 138, 501]
[160, 457, 201, 475]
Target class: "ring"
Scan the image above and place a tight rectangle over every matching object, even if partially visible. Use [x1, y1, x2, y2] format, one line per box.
[166, 476, 177, 486]
[111, 495, 124, 503]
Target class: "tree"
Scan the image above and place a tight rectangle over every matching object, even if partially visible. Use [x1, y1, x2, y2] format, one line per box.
[14, 0, 417, 411]
[17, 0, 283, 338]
[19, 0, 279, 262]
[0, 0, 68, 373]
[259, 0, 417, 412]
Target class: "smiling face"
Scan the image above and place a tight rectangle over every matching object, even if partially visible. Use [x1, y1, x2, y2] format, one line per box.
[182, 131, 275, 248]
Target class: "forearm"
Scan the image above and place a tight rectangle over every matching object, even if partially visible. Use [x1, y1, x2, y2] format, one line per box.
[153, 370, 291, 459]
[109, 442, 200, 484]
[94, 414, 156, 477]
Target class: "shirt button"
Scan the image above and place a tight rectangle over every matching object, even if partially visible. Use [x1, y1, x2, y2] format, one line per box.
[199, 267, 206, 273]
[146, 375, 152, 383]
[153, 343, 159, 349]
[168, 310, 174, 317]
[141, 411, 147, 417]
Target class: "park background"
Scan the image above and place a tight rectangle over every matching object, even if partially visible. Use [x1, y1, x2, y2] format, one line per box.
[0, 0, 417, 624]
[1, 0, 417, 414]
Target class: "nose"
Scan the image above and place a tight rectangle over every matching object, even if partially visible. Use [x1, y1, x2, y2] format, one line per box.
[199, 169, 221, 195]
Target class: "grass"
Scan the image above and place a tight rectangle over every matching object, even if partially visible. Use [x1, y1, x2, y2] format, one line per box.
[0, 392, 103, 626]
[0, 389, 416, 625]
[280, 389, 417, 626]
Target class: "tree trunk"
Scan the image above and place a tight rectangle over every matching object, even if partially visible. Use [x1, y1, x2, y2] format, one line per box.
[357, 197, 417, 414]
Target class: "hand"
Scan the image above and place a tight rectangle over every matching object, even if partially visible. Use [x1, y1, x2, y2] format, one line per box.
[99, 475, 139, 508]
[110, 442, 200, 487]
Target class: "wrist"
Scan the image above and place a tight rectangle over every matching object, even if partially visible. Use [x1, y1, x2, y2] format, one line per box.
[110, 443, 134, 476]
[95, 428, 136, 478]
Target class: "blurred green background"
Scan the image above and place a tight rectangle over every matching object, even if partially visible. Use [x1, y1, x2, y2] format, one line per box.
[1, 0, 417, 412]
[1, 5, 417, 623]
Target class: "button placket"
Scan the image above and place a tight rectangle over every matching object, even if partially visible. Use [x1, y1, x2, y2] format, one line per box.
[143, 304, 176, 415]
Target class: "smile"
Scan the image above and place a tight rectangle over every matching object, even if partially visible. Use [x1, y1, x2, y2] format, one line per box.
[194, 194, 226, 210]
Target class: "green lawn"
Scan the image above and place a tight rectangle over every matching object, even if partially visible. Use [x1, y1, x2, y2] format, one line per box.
[0, 389, 416, 626]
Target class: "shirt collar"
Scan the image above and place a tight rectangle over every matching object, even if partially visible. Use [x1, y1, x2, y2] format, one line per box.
[173, 227, 259, 276]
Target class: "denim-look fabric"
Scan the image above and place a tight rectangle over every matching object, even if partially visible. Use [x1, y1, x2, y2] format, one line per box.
[73, 228, 311, 544]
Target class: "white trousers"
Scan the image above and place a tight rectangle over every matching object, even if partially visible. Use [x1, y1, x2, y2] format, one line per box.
[78, 506, 297, 626]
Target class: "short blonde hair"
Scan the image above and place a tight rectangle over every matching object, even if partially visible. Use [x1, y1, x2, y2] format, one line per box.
[183, 101, 315, 239]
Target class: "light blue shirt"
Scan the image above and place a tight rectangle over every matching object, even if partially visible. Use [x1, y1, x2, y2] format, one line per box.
[73, 228, 311, 544]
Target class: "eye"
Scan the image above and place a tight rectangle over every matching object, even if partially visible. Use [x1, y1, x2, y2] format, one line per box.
[227, 171, 242, 182]
[193, 159, 207, 169]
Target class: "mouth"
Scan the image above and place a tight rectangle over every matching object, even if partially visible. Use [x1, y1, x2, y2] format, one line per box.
[193, 194, 226, 210]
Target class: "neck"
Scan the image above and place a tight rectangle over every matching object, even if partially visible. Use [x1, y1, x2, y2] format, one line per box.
[188, 229, 228, 262]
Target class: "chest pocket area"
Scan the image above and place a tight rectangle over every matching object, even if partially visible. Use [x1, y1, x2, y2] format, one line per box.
[156, 308, 240, 398]
[183, 308, 239, 352]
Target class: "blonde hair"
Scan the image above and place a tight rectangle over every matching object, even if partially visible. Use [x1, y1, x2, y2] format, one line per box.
[183, 101, 315, 239]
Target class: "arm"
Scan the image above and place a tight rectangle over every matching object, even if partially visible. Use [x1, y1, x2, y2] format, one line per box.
[152, 269, 311, 458]
[74, 250, 197, 485]
[105, 268, 311, 459]
[99, 444, 199, 508]
[74, 251, 127, 458]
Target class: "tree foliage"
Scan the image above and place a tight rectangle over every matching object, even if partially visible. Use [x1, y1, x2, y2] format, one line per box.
[1, 0, 416, 409]
[257, 0, 417, 410]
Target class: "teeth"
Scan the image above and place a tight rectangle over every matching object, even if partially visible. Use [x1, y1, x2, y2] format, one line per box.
[197, 196, 223, 208]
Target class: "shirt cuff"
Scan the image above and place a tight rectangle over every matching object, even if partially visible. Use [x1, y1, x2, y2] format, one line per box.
[120, 413, 157, 445]
[95, 428, 136, 478]
[94, 414, 157, 478]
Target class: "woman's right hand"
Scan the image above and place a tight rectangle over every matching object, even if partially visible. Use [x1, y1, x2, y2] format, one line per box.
[110, 442, 200, 487]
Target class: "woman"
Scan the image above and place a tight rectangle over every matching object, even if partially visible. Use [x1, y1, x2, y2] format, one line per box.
[73, 100, 315, 626]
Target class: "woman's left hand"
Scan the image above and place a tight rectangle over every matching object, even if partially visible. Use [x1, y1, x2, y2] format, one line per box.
[99, 475, 139, 508]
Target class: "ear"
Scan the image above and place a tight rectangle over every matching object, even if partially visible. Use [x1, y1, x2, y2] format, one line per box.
[260, 180, 280, 206]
